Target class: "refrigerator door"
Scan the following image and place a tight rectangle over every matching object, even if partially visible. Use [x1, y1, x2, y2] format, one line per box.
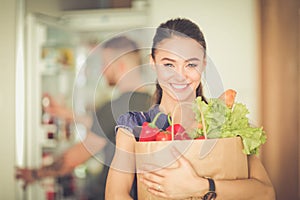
[24, 9, 150, 199]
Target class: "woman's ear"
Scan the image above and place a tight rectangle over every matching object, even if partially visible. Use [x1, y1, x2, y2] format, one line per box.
[202, 56, 207, 71]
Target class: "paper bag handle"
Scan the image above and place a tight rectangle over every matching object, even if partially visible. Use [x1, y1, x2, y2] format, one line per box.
[198, 102, 208, 139]
[170, 101, 207, 140]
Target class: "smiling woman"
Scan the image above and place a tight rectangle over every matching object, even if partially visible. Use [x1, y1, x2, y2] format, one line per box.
[105, 18, 275, 200]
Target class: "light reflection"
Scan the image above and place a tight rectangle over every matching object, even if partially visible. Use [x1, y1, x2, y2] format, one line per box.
[15, 0, 25, 167]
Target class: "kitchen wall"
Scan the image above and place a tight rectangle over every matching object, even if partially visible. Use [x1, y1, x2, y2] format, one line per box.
[0, 0, 17, 199]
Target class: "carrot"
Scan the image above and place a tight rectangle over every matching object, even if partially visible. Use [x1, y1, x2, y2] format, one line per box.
[197, 123, 203, 129]
[219, 89, 237, 108]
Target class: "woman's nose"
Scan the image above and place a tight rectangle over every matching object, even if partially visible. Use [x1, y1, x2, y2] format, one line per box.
[173, 66, 187, 81]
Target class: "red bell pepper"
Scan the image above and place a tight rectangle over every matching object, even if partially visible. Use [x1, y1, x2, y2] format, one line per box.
[139, 112, 162, 142]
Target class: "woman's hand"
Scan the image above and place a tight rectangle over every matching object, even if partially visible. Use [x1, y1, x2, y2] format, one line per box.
[139, 147, 208, 199]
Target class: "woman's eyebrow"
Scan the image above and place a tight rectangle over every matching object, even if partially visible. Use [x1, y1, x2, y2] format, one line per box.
[160, 57, 176, 62]
[160, 57, 201, 62]
[186, 58, 201, 62]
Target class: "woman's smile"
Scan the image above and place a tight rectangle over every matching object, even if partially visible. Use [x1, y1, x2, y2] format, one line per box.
[170, 83, 191, 90]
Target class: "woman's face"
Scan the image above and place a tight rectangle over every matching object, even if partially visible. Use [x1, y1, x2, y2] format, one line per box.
[153, 36, 206, 102]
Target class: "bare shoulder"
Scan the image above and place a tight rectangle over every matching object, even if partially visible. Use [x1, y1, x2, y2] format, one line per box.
[116, 128, 136, 149]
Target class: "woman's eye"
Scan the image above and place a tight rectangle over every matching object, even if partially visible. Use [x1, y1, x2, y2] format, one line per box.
[163, 63, 174, 67]
[187, 63, 198, 68]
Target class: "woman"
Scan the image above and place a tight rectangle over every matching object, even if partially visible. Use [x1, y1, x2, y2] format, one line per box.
[105, 18, 275, 200]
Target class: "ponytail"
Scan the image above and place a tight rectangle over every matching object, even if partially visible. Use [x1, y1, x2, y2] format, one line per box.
[196, 82, 207, 103]
[152, 82, 163, 105]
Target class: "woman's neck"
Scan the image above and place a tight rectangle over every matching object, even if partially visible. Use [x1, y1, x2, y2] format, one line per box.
[159, 93, 196, 123]
[159, 97, 177, 115]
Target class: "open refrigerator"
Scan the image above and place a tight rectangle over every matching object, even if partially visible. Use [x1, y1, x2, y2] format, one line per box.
[24, 6, 149, 199]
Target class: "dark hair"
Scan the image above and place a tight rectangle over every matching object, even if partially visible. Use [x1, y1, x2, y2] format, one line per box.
[151, 18, 207, 104]
[103, 36, 139, 53]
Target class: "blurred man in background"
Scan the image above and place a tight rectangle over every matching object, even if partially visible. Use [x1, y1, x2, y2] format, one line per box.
[16, 36, 152, 200]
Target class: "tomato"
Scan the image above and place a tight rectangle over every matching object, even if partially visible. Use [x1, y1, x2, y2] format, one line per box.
[156, 131, 172, 141]
[166, 124, 185, 135]
[195, 135, 205, 140]
[175, 132, 191, 140]
[166, 124, 190, 140]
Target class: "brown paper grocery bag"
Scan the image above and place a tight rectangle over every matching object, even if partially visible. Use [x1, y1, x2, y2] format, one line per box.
[135, 137, 248, 200]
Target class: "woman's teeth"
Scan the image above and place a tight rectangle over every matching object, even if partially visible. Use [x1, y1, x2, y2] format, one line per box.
[171, 84, 189, 89]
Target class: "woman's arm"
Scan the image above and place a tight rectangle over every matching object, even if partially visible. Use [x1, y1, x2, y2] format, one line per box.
[140, 152, 275, 200]
[105, 128, 137, 200]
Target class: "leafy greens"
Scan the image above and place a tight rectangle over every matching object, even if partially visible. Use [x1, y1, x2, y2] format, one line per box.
[192, 97, 267, 155]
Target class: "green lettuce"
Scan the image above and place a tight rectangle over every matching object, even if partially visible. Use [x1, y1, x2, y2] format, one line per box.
[192, 97, 267, 155]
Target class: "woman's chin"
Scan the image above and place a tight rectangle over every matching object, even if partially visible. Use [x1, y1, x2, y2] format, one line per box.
[161, 85, 195, 102]
[170, 92, 195, 102]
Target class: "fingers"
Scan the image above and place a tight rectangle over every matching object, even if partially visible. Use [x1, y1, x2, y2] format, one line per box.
[15, 167, 29, 190]
[15, 166, 25, 179]
[139, 174, 167, 198]
[147, 186, 167, 198]
[139, 175, 162, 189]
[139, 165, 165, 193]
[140, 170, 164, 184]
